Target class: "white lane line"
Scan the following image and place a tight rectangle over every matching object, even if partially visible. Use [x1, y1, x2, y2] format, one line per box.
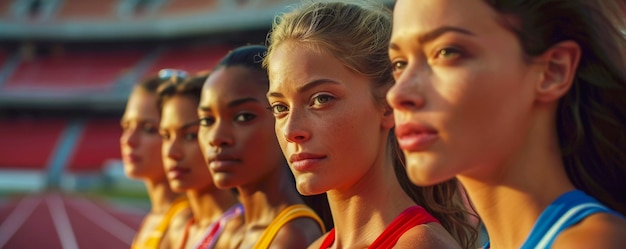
[0, 196, 41, 248]
[47, 195, 79, 249]
[65, 197, 136, 245]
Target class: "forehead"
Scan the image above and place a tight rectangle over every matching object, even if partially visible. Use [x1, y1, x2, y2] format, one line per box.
[123, 89, 159, 121]
[200, 66, 267, 104]
[392, 0, 501, 39]
[161, 96, 199, 124]
[267, 42, 351, 91]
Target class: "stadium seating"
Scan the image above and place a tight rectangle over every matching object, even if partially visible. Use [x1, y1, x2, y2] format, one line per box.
[160, 0, 219, 16]
[56, 0, 119, 21]
[67, 119, 121, 172]
[142, 45, 232, 78]
[0, 118, 66, 170]
[2, 49, 145, 92]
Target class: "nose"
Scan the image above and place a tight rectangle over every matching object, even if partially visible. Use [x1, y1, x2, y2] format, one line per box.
[207, 120, 234, 148]
[386, 69, 426, 112]
[282, 110, 311, 144]
[163, 138, 182, 161]
[120, 127, 139, 148]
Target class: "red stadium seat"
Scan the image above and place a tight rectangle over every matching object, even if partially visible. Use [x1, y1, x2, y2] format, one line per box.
[143, 45, 231, 78]
[160, 0, 219, 16]
[3, 50, 145, 92]
[0, 118, 66, 170]
[56, 0, 118, 21]
[67, 119, 121, 172]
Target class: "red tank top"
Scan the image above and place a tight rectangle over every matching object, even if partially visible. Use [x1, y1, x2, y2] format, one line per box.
[319, 206, 439, 249]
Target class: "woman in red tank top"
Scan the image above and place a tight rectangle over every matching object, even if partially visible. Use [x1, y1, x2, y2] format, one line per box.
[264, 2, 479, 248]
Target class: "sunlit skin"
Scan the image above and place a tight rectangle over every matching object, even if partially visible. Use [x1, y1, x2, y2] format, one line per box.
[121, 88, 165, 181]
[160, 95, 214, 193]
[387, 0, 626, 248]
[120, 87, 182, 249]
[160, 94, 239, 249]
[267, 42, 459, 249]
[198, 65, 322, 248]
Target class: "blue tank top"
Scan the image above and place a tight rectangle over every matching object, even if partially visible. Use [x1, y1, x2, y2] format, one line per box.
[483, 190, 624, 249]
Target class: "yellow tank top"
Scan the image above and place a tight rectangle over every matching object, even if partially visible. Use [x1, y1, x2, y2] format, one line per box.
[252, 204, 326, 249]
[131, 197, 189, 249]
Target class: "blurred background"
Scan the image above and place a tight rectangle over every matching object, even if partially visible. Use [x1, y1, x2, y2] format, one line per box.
[0, 0, 387, 248]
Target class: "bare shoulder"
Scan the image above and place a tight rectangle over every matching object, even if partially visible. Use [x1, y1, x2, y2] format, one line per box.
[269, 217, 325, 249]
[394, 223, 462, 249]
[552, 213, 626, 249]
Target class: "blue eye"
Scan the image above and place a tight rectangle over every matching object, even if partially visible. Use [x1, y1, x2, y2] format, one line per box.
[270, 104, 289, 115]
[311, 94, 335, 107]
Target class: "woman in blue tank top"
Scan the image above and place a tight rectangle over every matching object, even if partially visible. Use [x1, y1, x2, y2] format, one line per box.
[386, 0, 626, 248]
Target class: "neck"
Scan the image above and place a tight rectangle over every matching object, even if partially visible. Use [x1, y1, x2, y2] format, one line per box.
[145, 178, 179, 214]
[327, 141, 415, 248]
[186, 187, 238, 228]
[237, 166, 303, 228]
[458, 109, 575, 249]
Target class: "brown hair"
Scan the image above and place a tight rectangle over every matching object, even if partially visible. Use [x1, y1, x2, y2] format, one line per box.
[156, 74, 207, 111]
[485, 0, 626, 215]
[265, 1, 479, 248]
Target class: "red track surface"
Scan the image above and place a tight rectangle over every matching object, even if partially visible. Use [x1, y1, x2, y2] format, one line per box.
[0, 193, 146, 249]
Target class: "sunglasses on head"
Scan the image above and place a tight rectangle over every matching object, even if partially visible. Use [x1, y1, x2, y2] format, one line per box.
[158, 68, 189, 83]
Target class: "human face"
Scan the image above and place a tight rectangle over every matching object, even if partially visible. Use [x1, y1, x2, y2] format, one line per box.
[120, 89, 165, 180]
[160, 95, 214, 192]
[387, 0, 541, 185]
[267, 43, 390, 195]
[198, 66, 285, 189]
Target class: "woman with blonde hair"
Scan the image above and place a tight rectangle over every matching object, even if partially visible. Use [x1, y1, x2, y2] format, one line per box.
[264, 1, 478, 248]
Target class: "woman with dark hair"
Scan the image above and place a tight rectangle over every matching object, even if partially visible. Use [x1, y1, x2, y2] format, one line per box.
[157, 72, 241, 249]
[197, 45, 326, 248]
[387, 0, 626, 248]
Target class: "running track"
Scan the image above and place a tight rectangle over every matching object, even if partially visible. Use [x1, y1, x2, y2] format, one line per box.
[0, 193, 146, 249]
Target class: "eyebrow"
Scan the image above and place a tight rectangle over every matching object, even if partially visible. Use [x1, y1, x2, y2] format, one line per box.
[120, 118, 159, 126]
[160, 120, 200, 131]
[389, 26, 475, 51]
[198, 97, 260, 112]
[267, 79, 339, 98]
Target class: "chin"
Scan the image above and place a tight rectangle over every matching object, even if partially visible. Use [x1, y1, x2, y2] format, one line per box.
[405, 157, 453, 186]
[296, 177, 328, 196]
[213, 174, 239, 190]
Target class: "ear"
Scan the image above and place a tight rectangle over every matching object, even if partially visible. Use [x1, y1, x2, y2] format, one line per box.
[535, 40, 581, 103]
[381, 104, 395, 130]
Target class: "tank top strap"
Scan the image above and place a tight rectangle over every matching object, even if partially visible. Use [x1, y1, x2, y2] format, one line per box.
[369, 205, 439, 248]
[252, 204, 325, 249]
[132, 197, 189, 249]
[319, 206, 439, 249]
[318, 229, 336, 249]
[194, 203, 244, 249]
[520, 190, 623, 249]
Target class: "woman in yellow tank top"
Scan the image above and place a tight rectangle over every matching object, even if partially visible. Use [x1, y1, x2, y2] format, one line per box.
[121, 75, 190, 249]
[197, 45, 327, 248]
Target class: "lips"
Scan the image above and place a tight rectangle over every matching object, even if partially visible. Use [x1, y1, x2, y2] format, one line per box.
[207, 154, 241, 172]
[395, 123, 439, 151]
[168, 166, 190, 179]
[289, 153, 326, 172]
